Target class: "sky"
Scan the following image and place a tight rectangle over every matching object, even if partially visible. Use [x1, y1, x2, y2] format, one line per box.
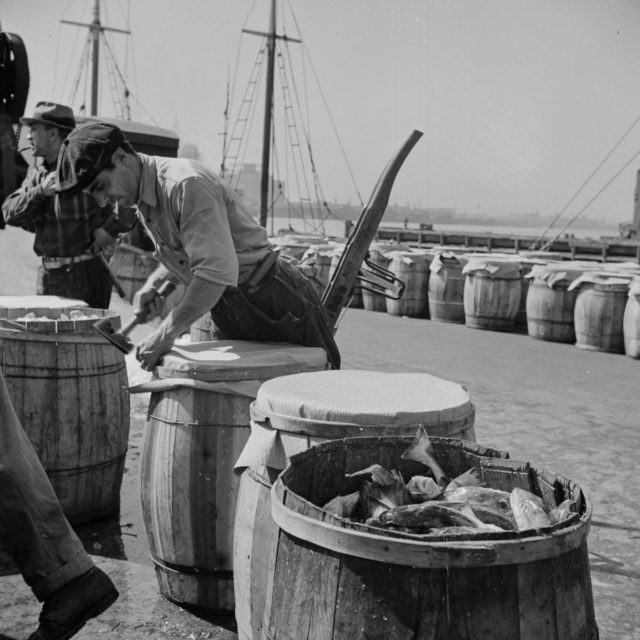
[3, 0, 640, 227]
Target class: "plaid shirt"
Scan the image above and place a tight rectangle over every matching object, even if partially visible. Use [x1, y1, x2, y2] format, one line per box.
[2, 159, 134, 257]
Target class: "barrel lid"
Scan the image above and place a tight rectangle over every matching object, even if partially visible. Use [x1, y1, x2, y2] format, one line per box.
[526, 262, 589, 287]
[430, 251, 469, 272]
[252, 369, 472, 429]
[386, 249, 433, 264]
[0, 305, 115, 335]
[153, 340, 328, 382]
[0, 295, 88, 309]
[567, 271, 633, 292]
[462, 255, 522, 277]
[300, 243, 341, 259]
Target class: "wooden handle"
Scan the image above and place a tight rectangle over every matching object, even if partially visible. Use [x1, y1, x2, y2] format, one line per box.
[322, 129, 423, 331]
[97, 252, 127, 298]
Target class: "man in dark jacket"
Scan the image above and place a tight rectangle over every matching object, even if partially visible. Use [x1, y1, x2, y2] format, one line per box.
[2, 102, 133, 307]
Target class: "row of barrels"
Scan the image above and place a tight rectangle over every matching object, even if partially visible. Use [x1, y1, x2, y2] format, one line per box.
[297, 241, 640, 358]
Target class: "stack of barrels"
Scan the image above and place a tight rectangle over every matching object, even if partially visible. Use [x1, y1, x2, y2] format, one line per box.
[330, 243, 640, 360]
[526, 261, 640, 358]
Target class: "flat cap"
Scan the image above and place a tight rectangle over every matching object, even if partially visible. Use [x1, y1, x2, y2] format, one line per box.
[56, 121, 127, 193]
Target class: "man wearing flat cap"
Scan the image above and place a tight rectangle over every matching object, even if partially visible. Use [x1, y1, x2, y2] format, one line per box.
[2, 102, 133, 308]
[56, 120, 340, 370]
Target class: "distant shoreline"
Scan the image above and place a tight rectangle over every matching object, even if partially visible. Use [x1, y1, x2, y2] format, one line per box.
[268, 204, 621, 233]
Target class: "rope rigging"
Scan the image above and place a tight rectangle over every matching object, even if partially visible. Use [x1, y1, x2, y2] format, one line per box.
[540, 146, 640, 250]
[221, 0, 361, 233]
[534, 111, 640, 249]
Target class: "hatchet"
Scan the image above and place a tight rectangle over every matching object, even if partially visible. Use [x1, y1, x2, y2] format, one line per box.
[94, 280, 177, 354]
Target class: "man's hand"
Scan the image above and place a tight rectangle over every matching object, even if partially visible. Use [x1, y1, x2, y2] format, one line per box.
[132, 283, 162, 323]
[41, 172, 57, 196]
[135, 325, 176, 371]
[93, 227, 115, 250]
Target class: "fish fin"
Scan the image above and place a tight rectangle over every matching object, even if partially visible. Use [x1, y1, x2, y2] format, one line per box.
[446, 467, 486, 491]
[345, 463, 395, 486]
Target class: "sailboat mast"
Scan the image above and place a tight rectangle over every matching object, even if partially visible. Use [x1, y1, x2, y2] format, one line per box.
[61, 1, 130, 116]
[90, 0, 100, 115]
[259, 0, 276, 229]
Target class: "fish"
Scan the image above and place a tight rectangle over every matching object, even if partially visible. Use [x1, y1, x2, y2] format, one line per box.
[443, 486, 517, 530]
[406, 475, 443, 502]
[322, 491, 360, 518]
[445, 467, 486, 491]
[509, 487, 552, 531]
[422, 525, 488, 537]
[345, 463, 396, 486]
[371, 500, 478, 530]
[456, 503, 504, 532]
[550, 498, 575, 525]
[359, 469, 409, 519]
[401, 426, 449, 487]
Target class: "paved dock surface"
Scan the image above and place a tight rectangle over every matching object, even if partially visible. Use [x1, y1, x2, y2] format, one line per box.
[1, 304, 638, 639]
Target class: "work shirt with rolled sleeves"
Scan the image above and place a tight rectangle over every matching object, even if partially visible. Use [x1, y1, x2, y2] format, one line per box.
[134, 154, 273, 287]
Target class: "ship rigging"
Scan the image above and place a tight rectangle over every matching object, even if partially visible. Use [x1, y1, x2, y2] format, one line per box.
[220, 0, 362, 235]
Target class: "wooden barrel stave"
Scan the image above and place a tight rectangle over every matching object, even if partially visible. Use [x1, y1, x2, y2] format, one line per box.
[574, 285, 627, 353]
[0, 307, 129, 524]
[190, 312, 216, 342]
[141, 387, 253, 613]
[234, 370, 476, 640]
[526, 280, 578, 343]
[138, 342, 329, 616]
[623, 289, 640, 358]
[262, 436, 598, 640]
[428, 262, 466, 323]
[464, 272, 522, 331]
[386, 252, 431, 318]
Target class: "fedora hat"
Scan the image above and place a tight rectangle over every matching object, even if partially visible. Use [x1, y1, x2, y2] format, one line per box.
[20, 101, 76, 131]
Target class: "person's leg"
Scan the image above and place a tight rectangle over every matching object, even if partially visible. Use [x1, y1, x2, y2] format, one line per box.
[211, 257, 341, 368]
[37, 258, 112, 309]
[0, 371, 118, 639]
[0, 371, 94, 600]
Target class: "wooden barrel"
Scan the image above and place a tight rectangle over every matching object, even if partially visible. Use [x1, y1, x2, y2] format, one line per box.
[571, 273, 632, 353]
[135, 341, 328, 616]
[233, 370, 476, 640]
[623, 276, 640, 358]
[264, 436, 598, 640]
[385, 250, 432, 318]
[428, 251, 469, 323]
[109, 243, 186, 318]
[328, 245, 363, 309]
[0, 300, 129, 524]
[362, 247, 392, 312]
[515, 258, 547, 328]
[109, 243, 158, 304]
[463, 256, 522, 331]
[525, 262, 589, 343]
[299, 244, 338, 298]
[190, 312, 216, 342]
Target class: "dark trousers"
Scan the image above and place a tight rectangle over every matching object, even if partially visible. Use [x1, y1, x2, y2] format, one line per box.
[0, 371, 94, 600]
[211, 256, 341, 369]
[37, 257, 112, 309]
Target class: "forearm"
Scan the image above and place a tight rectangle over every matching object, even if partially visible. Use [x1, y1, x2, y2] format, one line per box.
[153, 276, 226, 344]
[2, 184, 47, 228]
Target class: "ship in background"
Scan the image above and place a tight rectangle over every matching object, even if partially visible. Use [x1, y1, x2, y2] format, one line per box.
[219, 0, 363, 238]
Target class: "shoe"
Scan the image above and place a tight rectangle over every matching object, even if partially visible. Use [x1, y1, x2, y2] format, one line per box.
[28, 566, 118, 640]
